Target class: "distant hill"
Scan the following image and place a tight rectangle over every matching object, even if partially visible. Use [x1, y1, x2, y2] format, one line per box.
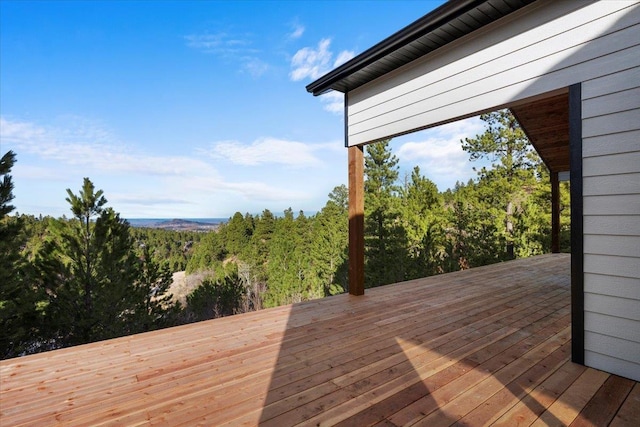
[128, 218, 225, 232]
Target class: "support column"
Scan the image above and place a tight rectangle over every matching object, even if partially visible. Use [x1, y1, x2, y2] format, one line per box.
[569, 82, 584, 365]
[348, 145, 365, 296]
[551, 171, 560, 253]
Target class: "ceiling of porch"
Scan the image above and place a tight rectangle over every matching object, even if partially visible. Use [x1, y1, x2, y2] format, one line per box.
[511, 93, 570, 174]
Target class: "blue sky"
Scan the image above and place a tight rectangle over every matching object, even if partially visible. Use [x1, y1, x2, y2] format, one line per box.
[1, 0, 486, 219]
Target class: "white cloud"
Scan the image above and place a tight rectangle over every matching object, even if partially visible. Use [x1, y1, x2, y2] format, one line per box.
[241, 57, 269, 77]
[290, 38, 354, 82]
[185, 175, 309, 202]
[320, 91, 344, 114]
[1, 116, 344, 217]
[289, 23, 305, 40]
[333, 50, 355, 67]
[1, 117, 46, 141]
[208, 137, 327, 168]
[0, 117, 215, 177]
[395, 117, 485, 189]
[184, 32, 256, 55]
[10, 164, 64, 181]
[185, 31, 267, 77]
[290, 38, 332, 81]
[110, 194, 193, 206]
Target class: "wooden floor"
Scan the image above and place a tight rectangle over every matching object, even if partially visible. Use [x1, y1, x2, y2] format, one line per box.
[1, 254, 638, 426]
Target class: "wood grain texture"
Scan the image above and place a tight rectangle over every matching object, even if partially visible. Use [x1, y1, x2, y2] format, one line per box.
[1, 254, 638, 426]
[348, 144, 365, 296]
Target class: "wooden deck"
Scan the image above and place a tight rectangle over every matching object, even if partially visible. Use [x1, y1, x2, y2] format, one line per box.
[1, 254, 638, 426]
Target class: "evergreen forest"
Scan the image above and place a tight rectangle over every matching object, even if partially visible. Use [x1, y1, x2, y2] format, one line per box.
[1, 111, 570, 359]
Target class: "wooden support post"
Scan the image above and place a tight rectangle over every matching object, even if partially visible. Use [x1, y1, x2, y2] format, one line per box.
[348, 145, 365, 296]
[551, 171, 560, 253]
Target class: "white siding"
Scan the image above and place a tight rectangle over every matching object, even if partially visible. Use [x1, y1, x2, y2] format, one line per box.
[346, 0, 640, 146]
[582, 63, 640, 381]
[347, 0, 640, 381]
[342, 0, 640, 381]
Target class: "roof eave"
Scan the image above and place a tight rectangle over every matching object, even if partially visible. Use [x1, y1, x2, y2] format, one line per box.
[306, 0, 486, 96]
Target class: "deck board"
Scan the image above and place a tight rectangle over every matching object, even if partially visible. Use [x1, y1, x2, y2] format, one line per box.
[1, 254, 638, 426]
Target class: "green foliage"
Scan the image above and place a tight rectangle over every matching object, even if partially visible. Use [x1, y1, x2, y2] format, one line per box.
[310, 186, 349, 296]
[3, 110, 572, 356]
[130, 227, 201, 273]
[447, 179, 506, 269]
[182, 111, 565, 308]
[33, 178, 178, 349]
[364, 140, 408, 286]
[460, 110, 544, 264]
[462, 110, 539, 174]
[263, 209, 314, 307]
[0, 152, 46, 357]
[186, 231, 226, 274]
[185, 274, 244, 321]
[222, 211, 253, 255]
[133, 245, 181, 331]
[400, 167, 447, 278]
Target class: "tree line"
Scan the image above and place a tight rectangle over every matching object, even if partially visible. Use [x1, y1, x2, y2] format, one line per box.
[0, 110, 570, 358]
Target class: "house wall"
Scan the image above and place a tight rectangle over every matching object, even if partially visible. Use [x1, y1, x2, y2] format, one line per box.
[345, 0, 640, 381]
[582, 67, 640, 382]
[346, 0, 639, 146]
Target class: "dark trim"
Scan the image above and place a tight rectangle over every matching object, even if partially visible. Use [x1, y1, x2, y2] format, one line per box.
[344, 92, 349, 148]
[306, 0, 488, 96]
[569, 83, 584, 365]
[551, 171, 560, 253]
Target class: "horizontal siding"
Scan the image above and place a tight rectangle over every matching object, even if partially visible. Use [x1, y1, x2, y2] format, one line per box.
[582, 86, 640, 119]
[349, 0, 625, 115]
[583, 109, 640, 138]
[584, 235, 640, 257]
[584, 254, 640, 278]
[582, 58, 640, 381]
[584, 351, 640, 382]
[584, 216, 640, 236]
[585, 273, 639, 300]
[583, 173, 640, 196]
[584, 312, 640, 343]
[340, 0, 640, 381]
[583, 152, 640, 177]
[584, 194, 640, 216]
[346, 0, 640, 145]
[583, 130, 640, 157]
[585, 293, 640, 320]
[582, 66, 640, 99]
[585, 331, 640, 362]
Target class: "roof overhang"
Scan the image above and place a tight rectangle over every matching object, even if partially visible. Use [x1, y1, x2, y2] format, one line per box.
[306, 0, 537, 96]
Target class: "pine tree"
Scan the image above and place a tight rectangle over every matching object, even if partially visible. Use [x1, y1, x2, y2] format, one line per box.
[364, 140, 408, 286]
[461, 110, 542, 259]
[447, 179, 505, 268]
[133, 245, 180, 332]
[186, 231, 226, 274]
[185, 273, 244, 321]
[35, 178, 165, 346]
[401, 166, 446, 278]
[248, 209, 275, 278]
[223, 212, 252, 256]
[310, 185, 349, 296]
[264, 208, 308, 307]
[0, 152, 44, 357]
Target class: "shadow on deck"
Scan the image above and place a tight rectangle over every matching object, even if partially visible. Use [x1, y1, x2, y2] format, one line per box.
[1, 254, 638, 426]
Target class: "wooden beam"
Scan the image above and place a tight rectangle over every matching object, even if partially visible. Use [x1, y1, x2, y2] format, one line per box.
[551, 171, 560, 253]
[348, 145, 365, 296]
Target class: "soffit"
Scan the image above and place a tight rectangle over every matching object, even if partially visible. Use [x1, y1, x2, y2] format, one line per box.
[511, 93, 570, 174]
[307, 0, 537, 96]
